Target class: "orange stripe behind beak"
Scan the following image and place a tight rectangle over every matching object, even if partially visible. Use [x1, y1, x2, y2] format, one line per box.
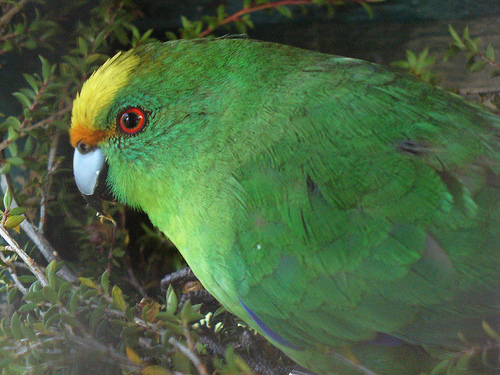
[70, 124, 113, 148]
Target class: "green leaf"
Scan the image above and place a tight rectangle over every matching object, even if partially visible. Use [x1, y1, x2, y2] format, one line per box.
[142, 365, 173, 375]
[112, 285, 127, 312]
[18, 302, 38, 313]
[46, 261, 58, 289]
[179, 300, 204, 323]
[112, 248, 125, 257]
[100, 269, 109, 294]
[40, 56, 52, 82]
[12, 92, 32, 108]
[276, 6, 292, 18]
[43, 305, 60, 327]
[7, 127, 20, 143]
[360, 2, 374, 18]
[165, 285, 178, 315]
[23, 74, 39, 93]
[43, 286, 59, 304]
[24, 290, 46, 304]
[486, 42, 495, 61]
[482, 320, 500, 340]
[448, 24, 464, 48]
[10, 312, 22, 340]
[60, 313, 79, 328]
[3, 188, 12, 211]
[20, 319, 37, 342]
[79, 277, 98, 289]
[77, 37, 88, 56]
[90, 302, 106, 332]
[6, 156, 24, 166]
[1, 163, 11, 174]
[2, 116, 21, 131]
[7, 142, 18, 157]
[7, 287, 18, 304]
[17, 274, 35, 283]
[9, 207, 26, 216]
[5, 215, 25, 229]
[69, 291, 79, 314]
[468, 60, 487, 73]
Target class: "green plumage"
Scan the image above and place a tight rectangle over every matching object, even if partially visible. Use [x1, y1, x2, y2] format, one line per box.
[72, 38, 500, 374]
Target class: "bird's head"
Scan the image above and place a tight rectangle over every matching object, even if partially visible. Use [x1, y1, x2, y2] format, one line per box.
[70, 38, 290, 219]
[70, 49, 142, 213]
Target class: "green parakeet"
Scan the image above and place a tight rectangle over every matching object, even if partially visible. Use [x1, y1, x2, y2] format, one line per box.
[70, 38, 500, 375]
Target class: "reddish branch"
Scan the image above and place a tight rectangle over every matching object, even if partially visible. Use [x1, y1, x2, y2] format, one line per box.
[199, 0, 376, 37]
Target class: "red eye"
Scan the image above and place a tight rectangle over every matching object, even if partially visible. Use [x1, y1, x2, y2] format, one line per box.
[118, 107, 147, 134]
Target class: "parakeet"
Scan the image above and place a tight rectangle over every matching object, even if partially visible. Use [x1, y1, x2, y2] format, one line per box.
[70, 38, 500, 375]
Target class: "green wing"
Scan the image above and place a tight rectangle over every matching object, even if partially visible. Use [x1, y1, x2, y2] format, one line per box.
[226, 57, 500, 374]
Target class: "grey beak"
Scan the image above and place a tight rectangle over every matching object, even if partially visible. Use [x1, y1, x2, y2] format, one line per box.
[73, 146, 113, 213]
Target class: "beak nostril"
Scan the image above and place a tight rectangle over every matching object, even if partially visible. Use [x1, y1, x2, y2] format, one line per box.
[76, 141, 92, 155]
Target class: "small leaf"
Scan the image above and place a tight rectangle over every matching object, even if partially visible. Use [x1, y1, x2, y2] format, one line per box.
[77, 37, 88, 56]
[17, 274, 35, 283]
[7, 287, 18, 304]
[46, 261, 58, 289]
[112, 285, 127, 312]
[166, 285, 178, 315]
[12, 92, 32, 108]
[69, 291, 79, 314]
[126, 345, 144, 365]
[1, 163, 11, 174]
[468, 60, 487, 73]
[486, 42, 495, 61]
[142, 365, 172, 375]
[6, 156, 24, 166]
[3, 188, 12, 211]
[79, 277, 98, 289]
[40, 55, 52, 82]
[20, 319, 37, 342]
[448, 24, 464, 48]
[89, 302, 105, 332]
[482, 320, 500, 340]
[24, 290, 46, 303]
[43, 305, 60, 327]
[7, 126, 20, 142]
[18, 302, 38, 313]
[276, 6, 292, 18]
[100, 269, 109, 294]
[43, 286, 59, 304]
[10, 312, 22, 340]
[7, 141, 18, 157]
[2, 116, 21, 131]
[5, 215, 25, 229]
[8, 207, 25, 216]
[60, 313, 79, 328]
[179, 300, 204, 323]
[23, 74, 39, 93]
[112, 248, 125, 257]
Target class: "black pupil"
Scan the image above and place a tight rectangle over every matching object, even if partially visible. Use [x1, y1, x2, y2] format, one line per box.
[122, 111, 139, 129]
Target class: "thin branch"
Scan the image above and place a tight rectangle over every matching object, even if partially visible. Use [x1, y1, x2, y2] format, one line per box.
[0, 226, 48, 286]
[0, 106, 71, 154]
[38, 131, 60, 233]
[0, 249, 28, 294]
[0, 174, 78, 282]
[0, 0, 30, 31]
[169, 336, 209, 375]
[199, 0, 377, 37]
[200, 0, 310, 37]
